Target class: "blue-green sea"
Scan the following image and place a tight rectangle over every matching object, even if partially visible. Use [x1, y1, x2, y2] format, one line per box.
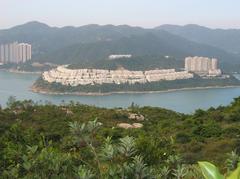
[0, 70, 240, 113]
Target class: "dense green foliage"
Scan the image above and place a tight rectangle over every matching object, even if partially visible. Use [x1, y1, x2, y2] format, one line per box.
[68, 55, 182, 71]
[198, 161, 240, 179]
[2, 97, 240, 177]
[34, 75, 240, 94]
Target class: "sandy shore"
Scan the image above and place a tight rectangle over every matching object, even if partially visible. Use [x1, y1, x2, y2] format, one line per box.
[30, 85, 240, 96]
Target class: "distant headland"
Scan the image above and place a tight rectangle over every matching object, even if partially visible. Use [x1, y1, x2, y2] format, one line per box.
[32, 57, 240, 95]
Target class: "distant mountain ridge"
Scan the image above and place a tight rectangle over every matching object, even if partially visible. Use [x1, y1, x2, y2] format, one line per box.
[1, 21, 240, 71]
[157, 24, 240, 54]
[0, 21, 148, 54]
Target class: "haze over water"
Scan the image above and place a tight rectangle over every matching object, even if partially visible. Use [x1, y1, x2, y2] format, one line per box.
[0, 70, 240, 113]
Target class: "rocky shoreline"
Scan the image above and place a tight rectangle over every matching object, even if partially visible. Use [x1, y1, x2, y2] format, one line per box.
[31, 84, 240, 96]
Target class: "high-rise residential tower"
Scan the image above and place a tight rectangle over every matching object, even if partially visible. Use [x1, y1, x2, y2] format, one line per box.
[4, 44, 9, 63]
[185, 56, 222, 76]
[0, 42, 32, 64]
[0, 45, 4, 63]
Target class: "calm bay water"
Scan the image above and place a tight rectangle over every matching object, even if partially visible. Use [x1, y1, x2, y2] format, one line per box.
[0, 70, 240, 113]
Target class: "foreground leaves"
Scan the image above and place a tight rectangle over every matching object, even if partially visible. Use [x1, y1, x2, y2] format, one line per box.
[198, 162, 224, 179]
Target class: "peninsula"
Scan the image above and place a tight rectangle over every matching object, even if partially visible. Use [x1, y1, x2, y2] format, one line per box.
[42, 65, 194, 86]
[32, 63, 240, 95]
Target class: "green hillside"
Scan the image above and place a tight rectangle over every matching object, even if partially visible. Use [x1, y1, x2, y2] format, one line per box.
[68, 55, 183, 71]
[1, 97, 240, 177]
[158, 24, 240, 54]
[34, 32, 240, 67]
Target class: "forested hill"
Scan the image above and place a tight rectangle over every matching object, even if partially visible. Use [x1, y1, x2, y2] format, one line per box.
[1, 21, 240, 69]
[0, 22, 147, 55]
[68, 55, 183, 71]
[35, 32, 239, 66]
[1, 97, 240, 177]
[158, 24, 240, 54]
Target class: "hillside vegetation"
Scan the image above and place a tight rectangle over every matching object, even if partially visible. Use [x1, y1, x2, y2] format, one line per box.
[68, 55, 183, 71]
[158, 24, 240, 54]
[1, 97, 240, 177]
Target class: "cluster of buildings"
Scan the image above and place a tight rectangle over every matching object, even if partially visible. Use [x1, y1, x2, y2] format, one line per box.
[42, 66, 194, 86]
[108, 54, 132, 60]
[185, 56, 222, 77]
[40, 55, 225, 87]
[0, 42, 32, 64]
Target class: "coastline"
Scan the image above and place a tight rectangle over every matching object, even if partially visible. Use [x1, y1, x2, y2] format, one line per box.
[7, 69, 42, 74]
[0, 68, 42, 74]
[30, 85, 240, 96]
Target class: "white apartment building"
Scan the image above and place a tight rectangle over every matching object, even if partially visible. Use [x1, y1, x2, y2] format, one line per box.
[185, 56, 222, 76]
[0, 45, 4, 62]
[42, 66, 194, 86]
[0, 42, 32, 64]
[108, 54, 132, 60]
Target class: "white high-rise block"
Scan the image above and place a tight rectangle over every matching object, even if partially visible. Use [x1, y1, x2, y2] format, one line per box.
[4, 44, 9, 63]
[108, 54, 132, 60]
[184, 56, 221, 76]
[27, 44, 31, 60]
[18, 45, 23, 62]
[13, 42, 17, 62]
[211, 58, 218, 70]
[9, 43, 14, 62]
[0, 45, 4, 63]
[184, 57, 191, 71]
[0, 42, 32, 64]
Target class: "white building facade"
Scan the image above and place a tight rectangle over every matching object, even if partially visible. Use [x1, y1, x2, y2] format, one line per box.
[185, 56, 222, 76]
[108, 54, 132, 60]
[42, 66, 194, 86]
[0, 42, 32, 64]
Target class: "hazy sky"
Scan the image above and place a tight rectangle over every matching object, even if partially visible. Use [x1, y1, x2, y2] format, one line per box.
[1, 0, 240, 29]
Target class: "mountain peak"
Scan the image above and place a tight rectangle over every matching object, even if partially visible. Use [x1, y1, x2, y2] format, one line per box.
[9, 21, 50, 31]
[183, 24, 210, 30]
[156, 24, 210, 31]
